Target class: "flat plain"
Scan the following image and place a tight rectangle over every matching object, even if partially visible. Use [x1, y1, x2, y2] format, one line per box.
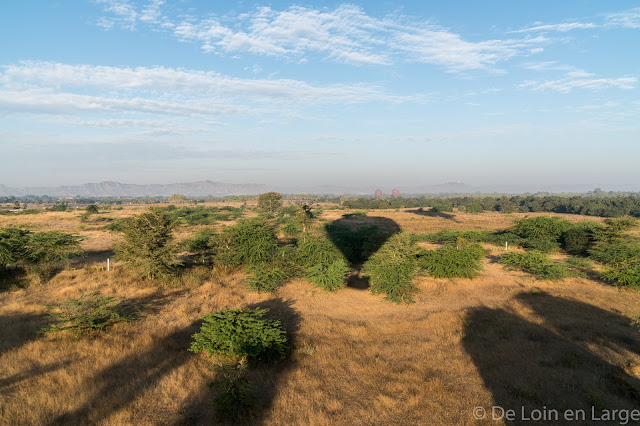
[1, 204, 639, 425]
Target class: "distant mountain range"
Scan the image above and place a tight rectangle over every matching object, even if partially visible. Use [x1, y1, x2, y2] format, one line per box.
[0, 180, 639, 197]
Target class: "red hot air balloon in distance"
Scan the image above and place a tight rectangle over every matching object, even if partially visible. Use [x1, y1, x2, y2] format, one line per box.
[374, 189, 383, 197]
[391, 189, 400, 198]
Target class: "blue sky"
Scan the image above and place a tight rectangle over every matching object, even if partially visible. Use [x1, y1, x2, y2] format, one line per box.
[1, 1, 639, 188]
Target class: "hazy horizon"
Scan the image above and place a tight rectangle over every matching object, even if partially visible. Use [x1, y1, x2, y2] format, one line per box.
[1, 1, 639, 187]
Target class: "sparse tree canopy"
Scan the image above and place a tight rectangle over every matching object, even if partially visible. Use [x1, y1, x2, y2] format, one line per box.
[257, 192, 283, 215]
[114, 208, 182, 278]
[85, 204, 99, 214]
[25, 231, 83, 264]
[168, 194, 188, 203]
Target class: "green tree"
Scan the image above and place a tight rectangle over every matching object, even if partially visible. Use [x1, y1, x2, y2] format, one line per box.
[0, 227, 30, 265]
[114, 208, 182, 278]
[168, 194, 188, 203]
[257, 192, 283, 215]
[25, 231, 83, 264]
[363, 233, 418, 303]
[85, 204, 99, 214]
[189, 308, 288, 363]
[227, 219, 278, 265]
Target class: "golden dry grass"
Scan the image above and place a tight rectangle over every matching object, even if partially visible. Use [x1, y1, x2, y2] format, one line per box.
[1, 206, 639, 425]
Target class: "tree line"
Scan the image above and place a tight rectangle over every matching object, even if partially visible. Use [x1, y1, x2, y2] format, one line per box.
[341, 193, 640, 217]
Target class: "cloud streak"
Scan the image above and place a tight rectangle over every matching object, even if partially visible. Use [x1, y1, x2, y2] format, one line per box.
[519, 75, 637, 93]
[512, 6, 640, 33]
[97, 3, 546, 71]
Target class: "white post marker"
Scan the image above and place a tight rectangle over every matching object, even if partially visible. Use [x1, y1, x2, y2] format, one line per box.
[505, 241, 508, 251]
[107, 258, 110, 271]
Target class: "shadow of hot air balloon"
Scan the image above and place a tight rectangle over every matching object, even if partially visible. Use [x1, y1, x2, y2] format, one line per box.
[324, 215, 401, 289]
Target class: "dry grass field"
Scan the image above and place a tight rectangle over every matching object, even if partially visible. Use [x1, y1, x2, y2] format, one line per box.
[1, 204, 639, 425]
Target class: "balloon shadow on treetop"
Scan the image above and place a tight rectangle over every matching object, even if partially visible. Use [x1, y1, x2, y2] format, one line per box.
[324, 215, 401, 289]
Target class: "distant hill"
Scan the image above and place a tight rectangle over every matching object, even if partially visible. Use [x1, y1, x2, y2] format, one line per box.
[1, 180, 639, 197]
[0, 181, 272, 197]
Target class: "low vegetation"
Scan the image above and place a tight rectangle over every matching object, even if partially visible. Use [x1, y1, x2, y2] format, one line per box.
[1, 193, 640, 423]
[499, 251, 572, 280]
[363, 233, 418, 303]
[114, 208, 183, 279]
[189, 307, 288, 363]
[39, 293, 140, 335]
[418, 244, 485, 279]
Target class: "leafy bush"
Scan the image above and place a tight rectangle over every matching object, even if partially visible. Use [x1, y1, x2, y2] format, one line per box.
[588, 240, 640, 287]
[499, 251, 571, 280]
[418, 244, 485, 279]
[432, 204, 453, 213]
[189, 308, 288, 363]
[39, 293, 139, 335]
[509, 217, 574, 252]
[247, 263, 289, 292]
[600, 265, 640, 287]
[114, 208, 183, 279]
[25, 231, 84, 264]
[0, 227, 30, 265]
[227, 219, 278, 265]
[363, 233, 417, 303]
[465, 203, 484, 213]
[102, 217, 131, 232]
[561, 221, 603, 255]
[85, 204, 99, 214]
[48, 203, 68, 212]
[159, 205, 243, 225]
[413, 229, 491, 244]
[588, 242, 640, 268]
[304, 258, 351, 292]
[182, 228, 218, 254]
[562, 228, 592, 255]
[296, 237, 350, 291]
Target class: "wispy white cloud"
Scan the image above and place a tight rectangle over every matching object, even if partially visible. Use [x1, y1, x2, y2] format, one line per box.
[0, 89, 248, 117]
[510, 22, 596, 34]
[1, 61, 418, 106]
[604, 7, 640, 29]
[96, 3, 546, 71]
[512, 6, 640, 33]
[518, 74, 637, 93]
[95, 0, 138, 30]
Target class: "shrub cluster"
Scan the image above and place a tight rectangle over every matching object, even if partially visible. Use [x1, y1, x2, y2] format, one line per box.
[39, 292, 140, 335]
[499, 251, 571, 280]
[114, 208, 182, 279]
[161, 205, 243, 225]
[189, 307, 288, 363]
[0, 227, 83, 284]
[296, 237, 350, 292]
[341, 193, 640, 218]
[418, 244, 485, 279]
[190, 307, 289, 421]
[509, 217, 574, 252]
[363, 233, 418, 304]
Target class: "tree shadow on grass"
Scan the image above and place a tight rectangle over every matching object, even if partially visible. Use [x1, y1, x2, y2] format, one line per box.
[406, 208, 460, 222]
[69, 249, 114, 268]
[125, 289, 189, 316]
[0, 360, 73, 391]
[174, 298, 302, 425]
[0, 311, 48, 356]
[325, 216, 401, 289]
[0, 267, 29, 292]
[462, 291, 640, 424]
[48, 320, 202, 425]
